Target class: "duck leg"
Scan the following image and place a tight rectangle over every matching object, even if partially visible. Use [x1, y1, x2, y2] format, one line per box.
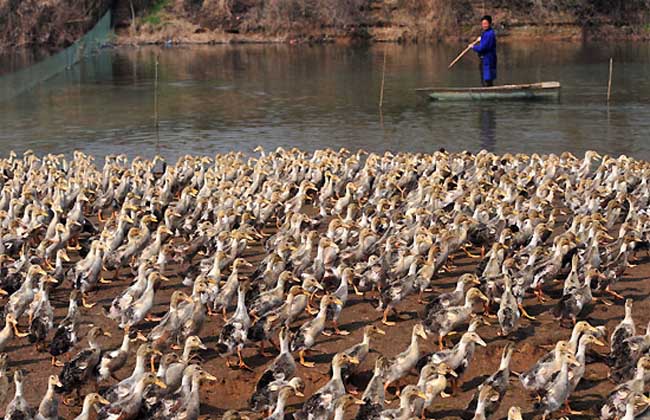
[299, 349, 315, 368]
[381, 307, 396, 326]
[518, 303, 537, 320]
[461, 245, 481, 259]
[81, 293, 95, 308]
[438, 334, 446, 351]
[332, 320, 349, 336]
[51, 356, 65, 367]
[237, 349, 254, 371]
[562, 401, 584, 415]
[604, 285, 624, 300]
[534, 285, 547, 303]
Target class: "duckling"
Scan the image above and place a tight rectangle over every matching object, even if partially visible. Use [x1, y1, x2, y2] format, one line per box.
[466, 343, 514, 416]
[4, 264, 45, 319]
[101, 372, 167, 420]
[497, 275, 520, 336]
[250, 326, 297, 413]
[471, 385, 501, 420]
[119, 272, 168, 329]
[27, 275, 58, 349]
[507, 406, 523, 420]
[412, 363, 457, 418]
[520, 340, 571, 393]
[378, 385, 426, 420]
[57, 326, 111, 405]
[0, 313, 28, 352]
[339, 325, 385, 384]
[552, 267, 600, 327]
[601, 356, 650, 420]
[212, 258, 253, 320]
[49, 290, 81, 366]
[103, 343, 161, 403]
[378, 257, 423, 326]
[291, 294, 342, 367]
[534, 351, 580, 420]
[293, 353, 359, 420]
[0, 353, 8, 408]
[164, 336, 207, 394]
[610, 298, 635, 358]
[4, 369, 34, 419]
[424, 288, 489, 349]
[423, 273, 480, 318]
[36, 375, 63, 420]
[425, 329, 487, 390]
[263, 384, 304, 420]
[147, 291, 193, 346]
[98, 326, 133, 382]
[73, 393, 110, 420]
[383, 324, 428, 393]
[216, 284, 252, 370]
[325, 267, 353, 335]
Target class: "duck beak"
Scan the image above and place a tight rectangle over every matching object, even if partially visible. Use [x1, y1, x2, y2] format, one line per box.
[593, 338, 606, 347]
[154, 379, 167, 389]
[376, 328, 386, 335]
[97, 396, 110, 405]
[349, 356, 360, 365]
[46, 277, 59, 284]
[198, 343, 207, 350]
[354, 398, 365, 405]
[295, 390, 305, 397]
[476, 337, 487, 347]
[417, 330, 428, 340]
[202, 372, 217, 381]
[448, 369, 458, 377]
[54, 378, 63, 388]
[103, 331, 112, 337]
[0, 289, 7, 296]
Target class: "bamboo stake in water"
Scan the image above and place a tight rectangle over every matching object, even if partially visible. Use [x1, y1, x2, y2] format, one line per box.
[379, 48, 387, 108]
[607, 57, 613, 103]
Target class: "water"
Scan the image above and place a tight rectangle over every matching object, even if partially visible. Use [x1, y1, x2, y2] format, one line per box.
[1, 42, 650, 161]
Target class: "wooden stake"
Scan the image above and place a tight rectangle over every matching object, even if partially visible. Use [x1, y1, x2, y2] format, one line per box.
[607, 57, 613, 103]
[379, 48, 387, 108]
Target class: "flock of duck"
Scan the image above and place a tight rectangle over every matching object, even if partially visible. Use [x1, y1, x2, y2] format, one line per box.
[0, 148, 649, 419]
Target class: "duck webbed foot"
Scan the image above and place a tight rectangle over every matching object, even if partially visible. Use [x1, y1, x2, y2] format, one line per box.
[604, 286, 624, 300]
[381, 308, 396, 326]
[81, 293, 96, 308]
[461, 246, 481, 259]
[299, 349, 315, 368]
[51, 356, 65, 367]
[237, 349, 254, 371]
[518, 303, 537, 320]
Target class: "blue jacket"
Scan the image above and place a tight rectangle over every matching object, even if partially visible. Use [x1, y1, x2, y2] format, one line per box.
[473, 28, 497, 81]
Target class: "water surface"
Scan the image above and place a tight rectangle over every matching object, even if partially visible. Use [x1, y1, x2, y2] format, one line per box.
[1, 42, 650, 161]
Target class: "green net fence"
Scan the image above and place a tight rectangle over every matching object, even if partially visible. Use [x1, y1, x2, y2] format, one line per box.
[0, 10, 113, 102]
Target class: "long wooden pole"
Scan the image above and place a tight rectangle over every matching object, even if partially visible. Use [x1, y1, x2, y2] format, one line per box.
[379, 48, 387, 108]
[607, 57, 613, 103]
[448, 38, 480, 69]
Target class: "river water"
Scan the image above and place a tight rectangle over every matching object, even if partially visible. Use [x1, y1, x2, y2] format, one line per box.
[1, 42, 650, 161]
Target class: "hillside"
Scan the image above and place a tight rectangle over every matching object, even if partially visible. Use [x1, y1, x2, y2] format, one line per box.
[1, 0, 650, 51]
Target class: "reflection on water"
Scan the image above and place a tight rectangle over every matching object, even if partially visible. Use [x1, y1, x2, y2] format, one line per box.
[1, 42, 650, 161]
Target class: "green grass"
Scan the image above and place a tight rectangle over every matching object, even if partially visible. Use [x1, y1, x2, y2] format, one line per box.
[143, 0, 170, 26]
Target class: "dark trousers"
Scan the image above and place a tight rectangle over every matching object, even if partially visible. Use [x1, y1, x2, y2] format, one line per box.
[479, 59, 494, 86]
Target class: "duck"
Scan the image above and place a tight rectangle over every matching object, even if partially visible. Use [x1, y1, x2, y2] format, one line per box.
[27, 275, 58, 350]
[411, 363, 457, 418]
[104, 261, 156, 322]
[466, 343, 514, 416]
[35, 375, 63, 420]
[378, 385, 426, 420]
[216, 284, 252, 370]
[507, 406, 524, 420]
[383, 323, 428, 393]
[562, 333, 605, 398]
[520, 340, 572, 394]
[212, 258, 253, 320]
[0, 313, 28, 352]
[164, 336, 207, 394]
[552, 267, 600, 327]
[98, 326, 134, 382]
[103, 343, 161, 403]
[601, 356, 650, 420]
[378, 257, 423, 326]
[423, 273, 480, 318]
[338, 325, 385, 384]
[250, 326, 297, 413]
[291, 294, 342, 367]
[610, 298, 635, 361]
[471, 385, 501, 420]
[293, 353, 359, 420]
[262, 384, 304, 420]
[49, 290, 81, 366]
[99, 372, 167, 420]
[119, 271, 168, 329]
[4, 264, 45, 319]
[72, 241, 107, 307]
[332, 394, 364, 420]
[424, 288, 489, 349]
[610, 320, 650, 382]
[249, 272, 299, 320]
[424, 329, 487, 390]
[534, 351, 580, 420]
[0, 353, 8, 408]
[357, 356, 391, 420]
[4, 369, 34, 419]
[325, 267, 352, 335]
[73, 393, 110, 420]
[57, 326, 111, 404]
[147, 291, 193, 347]
[497, 275, 520, 336]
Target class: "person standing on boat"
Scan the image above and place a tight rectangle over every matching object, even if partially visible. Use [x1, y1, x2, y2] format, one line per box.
[472, 15, 497, 87]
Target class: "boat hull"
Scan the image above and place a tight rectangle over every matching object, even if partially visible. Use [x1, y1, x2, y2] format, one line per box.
[417, 81, 561, 101]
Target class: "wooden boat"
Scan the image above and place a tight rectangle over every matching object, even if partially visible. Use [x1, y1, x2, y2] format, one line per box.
[416, 81, 561, 101]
